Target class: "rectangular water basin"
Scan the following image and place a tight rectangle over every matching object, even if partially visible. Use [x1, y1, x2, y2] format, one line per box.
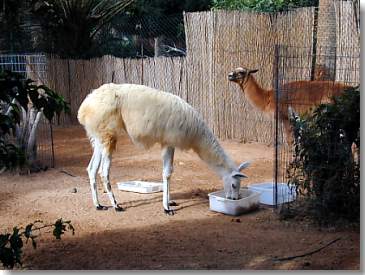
[117, 181, 163, 194]
[208, 189, 261, 216]
[248, 182, 296, 205]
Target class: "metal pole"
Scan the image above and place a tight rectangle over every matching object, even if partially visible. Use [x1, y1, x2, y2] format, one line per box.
[67, 60, 72, 124]
[273, 44, 280, 209]
[50, 122, 55, 168]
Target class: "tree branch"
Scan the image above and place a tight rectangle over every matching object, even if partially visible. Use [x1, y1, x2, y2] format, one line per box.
[273, 237, 341, 262]
[26, 110, 43, 162]
[5, 98, 16, 116]
[162, 44, 186, 55]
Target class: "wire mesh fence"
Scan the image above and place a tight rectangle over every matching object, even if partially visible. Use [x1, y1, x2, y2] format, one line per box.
[101, 15, 186, 58]
[0, 12, 186, 59]
[0, 53, 54, 169]
[200, 2, 359, 209]
[274, 44, 360, 210]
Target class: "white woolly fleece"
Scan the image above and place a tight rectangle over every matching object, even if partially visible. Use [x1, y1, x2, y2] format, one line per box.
[78, 83, 236, 175]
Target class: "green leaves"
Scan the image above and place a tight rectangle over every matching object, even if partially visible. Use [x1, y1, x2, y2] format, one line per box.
[0, 70, 29, 110]
[0, 219, 75, 269]
[32, 0, 134, 58]
[0, 70, 70, 171]
[0, 228, 23, 269]
[288, 86, 360, 224]
[53, 219, 75, 240]
[212, 0, 318, 12]
[27, 84, 70, 122]
[0, 139, 25, 170]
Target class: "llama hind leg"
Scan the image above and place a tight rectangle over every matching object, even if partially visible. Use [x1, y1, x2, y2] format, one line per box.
[99, 135, 123, 212]
[99, 150, 123, 212]
[162, 146, 175, 215]
[87, 139, 106, 210]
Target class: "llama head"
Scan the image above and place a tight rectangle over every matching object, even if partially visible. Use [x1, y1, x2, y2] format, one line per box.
[223, 161, 250, 200]
[228, 67, 258, 87]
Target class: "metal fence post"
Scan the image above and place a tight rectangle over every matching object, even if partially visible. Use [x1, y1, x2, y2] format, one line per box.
[50, 122, 55, 168]
[273, 44, 280, 209]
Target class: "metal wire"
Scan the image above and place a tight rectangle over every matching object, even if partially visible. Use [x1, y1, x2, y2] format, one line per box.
[276, 45, 359, 208]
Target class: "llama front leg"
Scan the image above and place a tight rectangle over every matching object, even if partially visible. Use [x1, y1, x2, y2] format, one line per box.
[100, 151, 123, 212]
[162, 146, 175, 215]
[87, 141, 106, 210]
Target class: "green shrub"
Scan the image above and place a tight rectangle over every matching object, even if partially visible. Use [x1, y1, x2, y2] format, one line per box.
[287, 86, 360, 224]
[0, 219, 74, 269]
[0, 70, 69, 171]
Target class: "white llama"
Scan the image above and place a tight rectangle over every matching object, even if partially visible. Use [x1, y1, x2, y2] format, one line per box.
[78, 83, 250, 214]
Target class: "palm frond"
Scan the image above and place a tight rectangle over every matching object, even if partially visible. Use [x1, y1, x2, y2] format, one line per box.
[91, 0, 134, 38]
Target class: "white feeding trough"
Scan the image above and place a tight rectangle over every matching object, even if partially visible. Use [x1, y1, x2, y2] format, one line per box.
[248, 182, 296, 205]
[208, 189, 261, 216]
[117, 181, 163, 194]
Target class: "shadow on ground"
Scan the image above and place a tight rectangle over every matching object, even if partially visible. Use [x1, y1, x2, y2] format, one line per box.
[23, 209, 359, 270]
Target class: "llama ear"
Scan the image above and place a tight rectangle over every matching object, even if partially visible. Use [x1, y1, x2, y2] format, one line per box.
[249, 69, 259, 74]
[238, 161, 250, 171]
[231, 171, 248, 179]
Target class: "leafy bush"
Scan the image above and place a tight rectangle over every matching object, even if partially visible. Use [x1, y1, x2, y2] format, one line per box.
[0, 70, 69, 171]
[0, 219, 74, 269]
[0, 139, 25, 171]
[287, 86, 360, 224]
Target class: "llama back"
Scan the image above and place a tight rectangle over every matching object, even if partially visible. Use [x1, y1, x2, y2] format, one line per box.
[78, 83, 214, 150]
[78, 83, 235, 174]
[116, 84, 211, 150]
[117, 84, 235, 171]
[281, 80, 350, 114]
[283, 81, 349, 102]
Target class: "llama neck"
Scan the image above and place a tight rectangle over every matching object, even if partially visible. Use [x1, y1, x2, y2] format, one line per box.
[193, 128, 236, 178]
[240, 76, 275, 113]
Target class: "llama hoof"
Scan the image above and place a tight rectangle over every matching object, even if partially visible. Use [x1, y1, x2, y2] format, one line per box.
[164, 209, 175, 216]
[96, 205, 108, 211]
[114, 206, 124, 212]
[169, 201, 178, 206]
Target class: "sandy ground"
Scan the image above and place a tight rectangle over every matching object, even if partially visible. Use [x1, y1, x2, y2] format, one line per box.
[0, 126, 360, 270]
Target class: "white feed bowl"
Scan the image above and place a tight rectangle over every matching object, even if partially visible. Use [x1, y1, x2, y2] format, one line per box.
[117, 181, 163, 194]
[208, 189, 261, 216]
[248, 182, 296, 205]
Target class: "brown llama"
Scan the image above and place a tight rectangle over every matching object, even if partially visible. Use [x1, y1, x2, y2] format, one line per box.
[228, 67, 351, 145]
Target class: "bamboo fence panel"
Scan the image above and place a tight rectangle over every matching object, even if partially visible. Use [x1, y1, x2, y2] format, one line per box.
[25, 55, 47, 86]
[276, 8, 315, 81]
[334, 0, 360, 85]
[184, 12, 215, 133]
[113, 58, 143, 84]
[211, 11, 277, 142]
[183, 9, 315, 143]
[45, 57, 72, 124]
[136, 57, 186, 99]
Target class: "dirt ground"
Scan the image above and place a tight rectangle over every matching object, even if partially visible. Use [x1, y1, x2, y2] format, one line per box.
[0, 126, 360, 270]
